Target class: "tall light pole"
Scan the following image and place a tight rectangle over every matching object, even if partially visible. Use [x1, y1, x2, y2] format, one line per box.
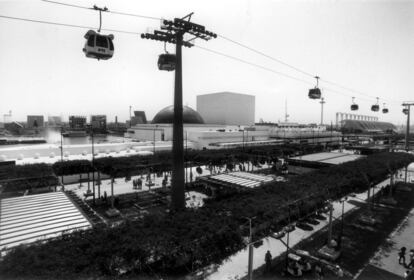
[285, 207, 291, 271]
[320, 97, 325, 125]
[129, 106, 132, 128]
[338, 197, 347, 249]
[141, 15, 216, 211]
[60, 126, 64, 188]
[185, 130, 188, 184]
[92, 127, 96, 204]
[244, 216, 256, 280]
[153, 125, 158, 181]
[87, 125, 96, 205]
[402, 102, 414, 151]
[327, 201, 334, 246]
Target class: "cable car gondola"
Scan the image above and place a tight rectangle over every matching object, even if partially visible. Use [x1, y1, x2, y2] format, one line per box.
[382, 103, 388, 114]
[158, 53, 176, 71]
[308, 76, 321, 99]
[371, 97, 380, 112]
[351, 97, 359, 111]
[82, 6, 114, 60]
[83, 30, 114, 60]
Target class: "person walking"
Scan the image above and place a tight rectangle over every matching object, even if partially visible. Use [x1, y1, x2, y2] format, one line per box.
[265, 250, 272, 273]
[408, 249, 414, 268]
[399, 247, 407, 265]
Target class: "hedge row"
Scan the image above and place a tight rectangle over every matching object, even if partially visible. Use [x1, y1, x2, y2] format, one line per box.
[0, 152, 412, 279]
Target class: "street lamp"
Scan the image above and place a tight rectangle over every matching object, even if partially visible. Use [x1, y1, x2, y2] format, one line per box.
[244, 216, 256, 280]
[153, 125, 159, 181]
[185, 130, 188, 184]
[285, 208, 292, 271]
[242, 129, 245, 150]
[129, 105, 132, 128]
[60, 126, 64, 189]
[87, 124, 96, 205]
[338, 197, 348, 249]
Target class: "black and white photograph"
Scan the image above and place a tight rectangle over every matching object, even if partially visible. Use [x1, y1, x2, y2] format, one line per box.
[0, 0, 413, 279]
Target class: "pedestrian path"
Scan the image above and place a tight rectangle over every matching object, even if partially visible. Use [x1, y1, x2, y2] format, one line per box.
[65, 163, 270, 201]
[201, 177, 391, 280]
[370, 208, 414, 279]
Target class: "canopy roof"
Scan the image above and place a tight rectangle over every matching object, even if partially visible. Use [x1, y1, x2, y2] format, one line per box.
[341, 120, 396, 133]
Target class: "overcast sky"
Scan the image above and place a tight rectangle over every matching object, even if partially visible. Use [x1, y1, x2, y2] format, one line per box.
[0, 0, 413, 125]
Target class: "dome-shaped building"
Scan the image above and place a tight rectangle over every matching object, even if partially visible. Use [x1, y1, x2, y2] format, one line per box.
[152, 105, 205, 124]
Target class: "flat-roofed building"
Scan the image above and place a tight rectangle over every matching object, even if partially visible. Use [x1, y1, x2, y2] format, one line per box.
[27, 115, 44, 128]
[90, 115, 107, 132]
[197, 92, 255, 126]
[69, 116, 86, 130]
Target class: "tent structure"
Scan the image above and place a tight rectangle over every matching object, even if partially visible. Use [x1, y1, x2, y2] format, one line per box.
[341, 120, 396, 134]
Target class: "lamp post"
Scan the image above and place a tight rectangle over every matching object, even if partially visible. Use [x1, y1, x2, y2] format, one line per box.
[338, 197, 347, 249]
[402, 102, 413, 152]
[285, 207, 291, 271]
[185, 130, 188, 184]
[87, 125, 96, 205]
[153, 125, 158, 181]
[242, 129, 245, 150]
[244, 216, 256, 280]
[327, 201, 334, 246]
[129, 105, 132, 128]
[60, 126, 64, 189]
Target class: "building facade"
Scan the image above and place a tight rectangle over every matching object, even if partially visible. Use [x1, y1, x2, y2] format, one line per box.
[69, 116, 86, 130]
[197, 92, 255, 126]
[90, 115, 107, 132]
[27, 115, 44, 128]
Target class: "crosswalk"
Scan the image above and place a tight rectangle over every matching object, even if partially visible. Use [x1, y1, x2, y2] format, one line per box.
[0, 192, 91, 251]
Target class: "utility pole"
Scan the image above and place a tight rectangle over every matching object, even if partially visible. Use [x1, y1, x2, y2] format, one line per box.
[244, 216, 256, 280]
[141, 14, 216, 211]
[320, 97, 325, 125]
[284, 98, 289, 123]
[90, 125, 96, 205]
[402, 102, 414, 152]
[60, 126, 64, 188]
[129, 105, 132, 128]
[338, 197, 347, 249]
[327, 201, 333, 246]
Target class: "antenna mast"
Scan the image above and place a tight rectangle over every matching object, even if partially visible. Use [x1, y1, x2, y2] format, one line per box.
[284, 98, 289, 122]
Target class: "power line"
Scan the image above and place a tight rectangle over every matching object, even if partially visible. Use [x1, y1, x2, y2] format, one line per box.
[0, 14, 142, 35]
[218, 33, 400, 104]
[40, 0, 403, 105]
[0, 13, 400, 106]
[194, 44, 371, 101]
[194, 44, 314, 86]
[218, 34, 316, 79]
[41, 0, 161, 21]
[41, 0, 90, 11]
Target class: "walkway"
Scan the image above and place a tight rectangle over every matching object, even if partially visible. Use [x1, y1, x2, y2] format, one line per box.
[199, 177, 393, 280]
[65, 163, 270, 202]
